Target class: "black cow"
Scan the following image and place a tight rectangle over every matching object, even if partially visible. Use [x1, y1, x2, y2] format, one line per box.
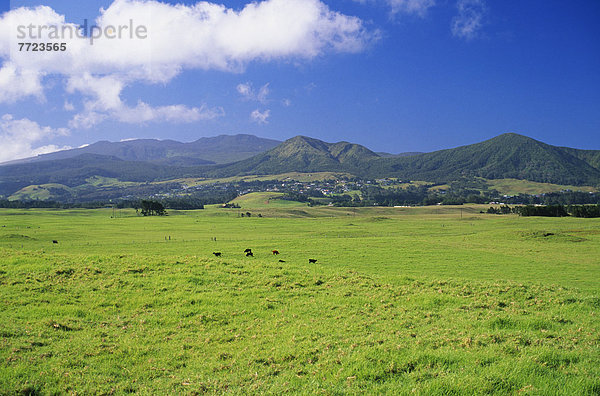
[52, 240, 58, 244]
[213, 252, 222, 257]
[308, 259, 317, 264]
[278, 259, 286, 263]
[246, 252, 254, 257]
[244, 248, 252, 253]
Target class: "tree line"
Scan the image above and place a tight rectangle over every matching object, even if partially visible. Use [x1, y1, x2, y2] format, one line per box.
[328, 185, 600, 208]
[487, 204, 600, 218]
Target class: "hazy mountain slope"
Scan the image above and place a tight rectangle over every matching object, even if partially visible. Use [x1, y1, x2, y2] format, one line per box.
[0, 154, 184, 196]
[3, 134, 281, 166]
[180, 134, 282, 164]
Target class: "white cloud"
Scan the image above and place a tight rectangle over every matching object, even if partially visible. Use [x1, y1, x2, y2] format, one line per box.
[250, 109, 271, 124]
[354, 0, 435, 17]
[0, 0, 375, 107]
[114, 102, 225, 124]
[452, 0, 486, 40]
[68, 111, 106, 130]
[66, 74, 124, 112]
[282, 98, 292, 107]
[388, 0, 435, 16]
[0, 62, 44, 103]
[30, 144, 73, 157]
[0, 114, 70, 162]
[64, 101, 75, 111]
[237, 82, 253, 99]
[65, 73, 224, 129]
[237, 82, 270, 103]
[257, 83, 270, 104]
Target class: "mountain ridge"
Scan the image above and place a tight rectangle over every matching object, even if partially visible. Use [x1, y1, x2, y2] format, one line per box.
[1, 132, 600, 200]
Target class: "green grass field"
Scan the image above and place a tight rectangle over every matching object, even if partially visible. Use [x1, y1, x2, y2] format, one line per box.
[1, 204, 599, 394]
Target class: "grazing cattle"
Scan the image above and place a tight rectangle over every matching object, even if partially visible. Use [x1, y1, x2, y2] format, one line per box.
[52, 240, 58, 244]
[308, 259, 317, 264]
[244, 248, 252, 253]
[213, 252, 222, 257]
[278, 259, 286, 263]
[272, 250, 280, 255]
[246, 252, 254, 257]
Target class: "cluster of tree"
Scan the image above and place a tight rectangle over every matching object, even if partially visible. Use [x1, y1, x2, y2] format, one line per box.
[515, 205, 569, 217]
[568, 204, 600, 218]
[139, 200, 166, 216]
[281, 192, 311, 203]
[240, 212, 262, 218]
[486, 205, 514, 215]
[158, 198, 204, 210]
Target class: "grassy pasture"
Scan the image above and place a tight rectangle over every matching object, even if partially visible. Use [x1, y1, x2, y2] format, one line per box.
[164, 172, 353, 188]
[0, 205, 599, 394]
[485, 179, 598, 195]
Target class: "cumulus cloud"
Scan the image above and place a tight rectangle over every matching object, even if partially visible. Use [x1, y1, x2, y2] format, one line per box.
[0, 0, 374, 148]
[0, 62, 44, 103]
[250, 109, 271, 124]
[115, 102, 225, 125]
[63, 73, 224, 129]
[0, 0, 375, 101]
[237, 82, 270, 103]
[68, 111, 107, 130]
[452, 0, 486, 40]
[0, 114, 70, 162]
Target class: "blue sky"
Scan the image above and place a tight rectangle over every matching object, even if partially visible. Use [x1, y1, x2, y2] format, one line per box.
[1, 0, 599, 162]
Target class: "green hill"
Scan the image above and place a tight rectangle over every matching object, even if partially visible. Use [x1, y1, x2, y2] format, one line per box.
[377, 133, 600, 185]
[208, 136, 380, 177]
[230, 192, 307, 208]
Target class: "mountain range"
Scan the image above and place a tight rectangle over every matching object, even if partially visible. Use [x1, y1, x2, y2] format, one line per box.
[1, 132, 599, 200]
